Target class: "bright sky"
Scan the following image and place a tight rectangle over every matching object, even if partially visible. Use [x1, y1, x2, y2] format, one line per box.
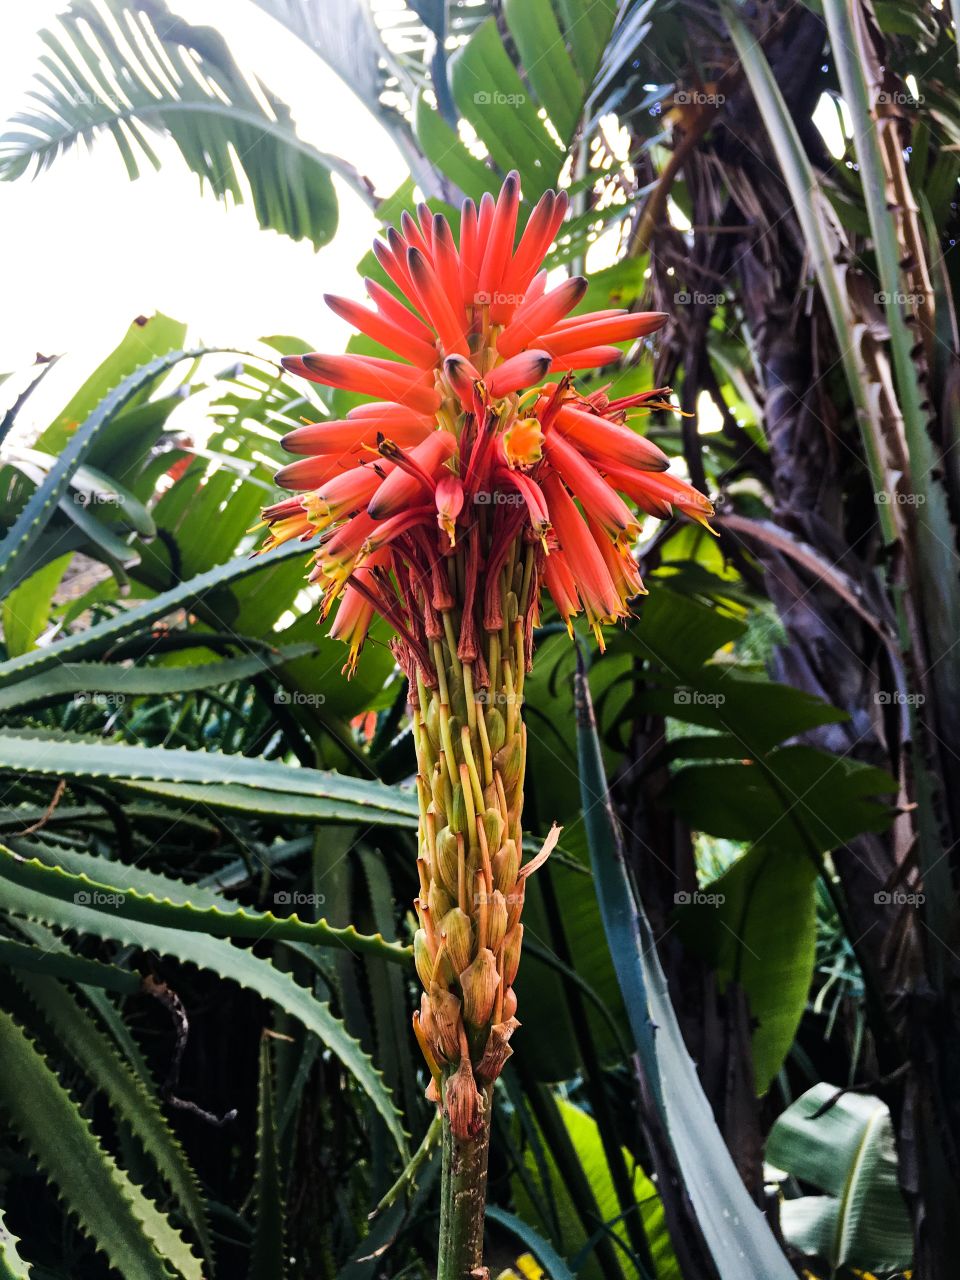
[0, 1, 408, 434]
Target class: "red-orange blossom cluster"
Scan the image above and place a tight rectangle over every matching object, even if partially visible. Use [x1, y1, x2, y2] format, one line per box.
[260, 171, 713, 679]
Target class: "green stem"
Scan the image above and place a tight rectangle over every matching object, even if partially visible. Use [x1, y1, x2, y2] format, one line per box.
[437, 1088, 492, 1279]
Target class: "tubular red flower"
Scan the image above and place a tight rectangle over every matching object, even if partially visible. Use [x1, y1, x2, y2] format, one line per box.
[496, 277, 588, 358]
[554, 402, 670, 471]
[543, 431, 641, 547]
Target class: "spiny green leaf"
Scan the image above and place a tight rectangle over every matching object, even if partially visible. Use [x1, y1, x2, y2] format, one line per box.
[1, 844, 411, 967]
[0, 853, 409, 1154]
[0, 1008, 202, 1280]
[247, 1039, 286, 1280]
[15, 972, 212, 1263]
[0, 644, 315, 711]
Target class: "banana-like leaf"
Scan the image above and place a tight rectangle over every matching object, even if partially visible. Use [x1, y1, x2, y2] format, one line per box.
[765, 1084, 912, 1272]
[0, 855, 409, 1154]
[574, 662, 795, 1280]
[0, 730, 420, 827]
[15, 971, 212, 1263]
[0, 1008, 203, 1280]
[0, 0, 350, 248]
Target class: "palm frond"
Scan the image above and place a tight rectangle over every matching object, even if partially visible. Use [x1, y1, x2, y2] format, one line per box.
[0, 0, 372, 247]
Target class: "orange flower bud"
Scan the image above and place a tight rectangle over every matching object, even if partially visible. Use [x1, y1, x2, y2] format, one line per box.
[460, 948, 500, 1028]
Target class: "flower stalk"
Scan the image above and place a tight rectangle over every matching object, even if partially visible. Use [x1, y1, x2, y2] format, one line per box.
[260, 170, 714, 1272]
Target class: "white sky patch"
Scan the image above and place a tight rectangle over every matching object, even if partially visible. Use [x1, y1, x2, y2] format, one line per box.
[0, 1, 407, 437]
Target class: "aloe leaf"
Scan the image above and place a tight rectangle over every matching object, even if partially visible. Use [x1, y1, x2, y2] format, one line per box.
[0, 539, 308, 688]
[1, 844, 411, 966]
[15, 972, 212, 1263]
[0, 852, 408, 1154]
[0, 347, 220, 599]
[0, 1008, 202, 1280]
[0, 730, 420, 827]
[484, 1206, 578, 1280]
[0, 1204, 33, 1280]
[247, 1039, 286, 1280]
[0, 936, 141, 994]
[0, 644, 315, 711]
[574, 663, 794, 1280]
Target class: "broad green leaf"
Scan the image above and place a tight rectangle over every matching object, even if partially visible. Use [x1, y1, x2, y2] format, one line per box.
[503, 0, 582, 141]
[413, 92, 495, 203]
[511, 1098, 679, 1280]
[449, 18, 562, 199]
[0, 1008, 202, 1280]
[39, 313, 187, 454]
[664, 748, 896, 853]
[766, 1084, 912, 1272]
[575, 663, 795, 1280]
[1, 555, 68, 656]
[674, 845, 817, 1094]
